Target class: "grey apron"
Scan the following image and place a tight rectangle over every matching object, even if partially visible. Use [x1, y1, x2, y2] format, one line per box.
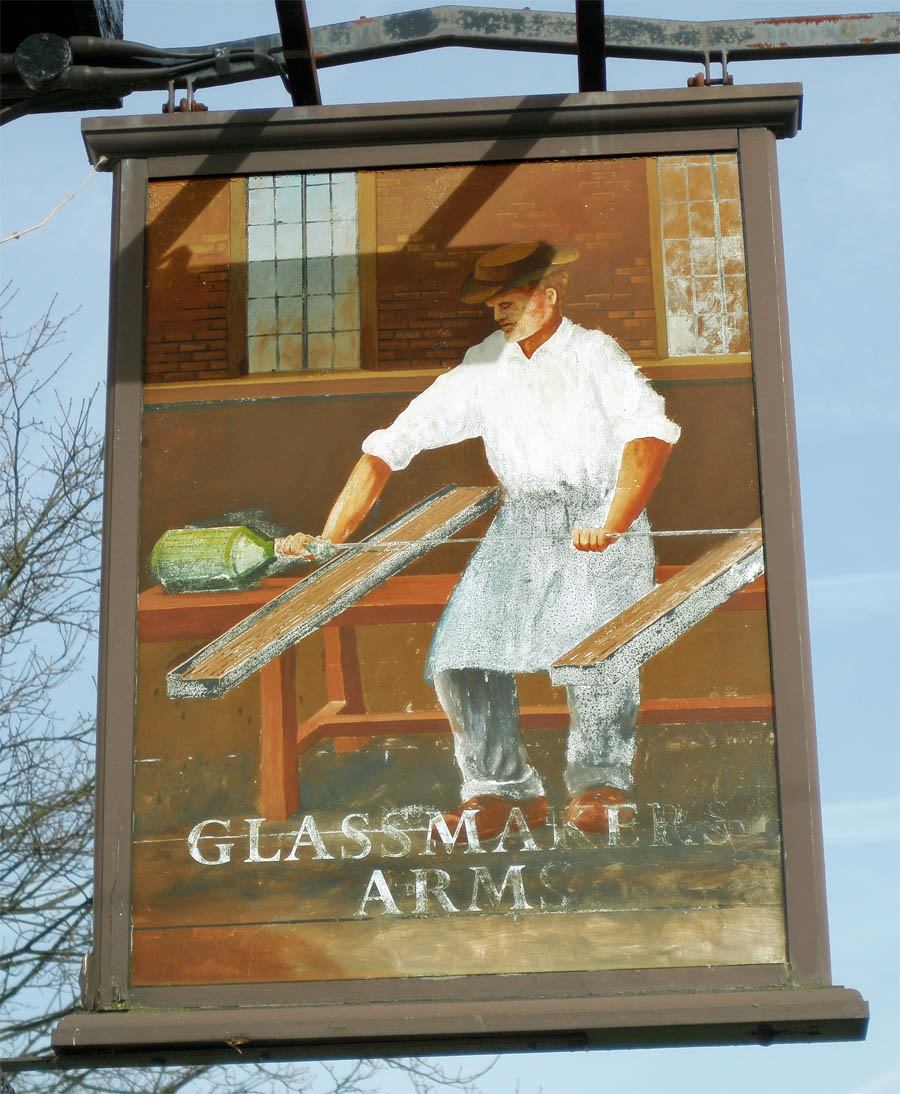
[426, 487, 656, 681]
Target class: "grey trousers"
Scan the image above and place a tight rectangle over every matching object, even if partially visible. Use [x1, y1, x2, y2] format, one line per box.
[434, 667, 639, 801]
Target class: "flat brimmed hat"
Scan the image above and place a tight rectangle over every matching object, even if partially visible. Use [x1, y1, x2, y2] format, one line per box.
[460, 241, 580, 304]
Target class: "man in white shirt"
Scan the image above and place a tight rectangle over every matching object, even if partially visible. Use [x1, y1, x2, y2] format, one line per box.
[280, 242, 680, 839]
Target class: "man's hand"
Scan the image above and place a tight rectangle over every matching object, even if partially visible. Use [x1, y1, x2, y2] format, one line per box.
[572, 438, 674, 554]
[275, 533, 341, 562]
[572, 527, 616, 553]
[274, 532, 317, 560]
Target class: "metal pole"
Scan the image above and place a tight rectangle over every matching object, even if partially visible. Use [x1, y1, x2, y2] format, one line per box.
[575, 0, 607, 92]
[273, 0, 320, 106]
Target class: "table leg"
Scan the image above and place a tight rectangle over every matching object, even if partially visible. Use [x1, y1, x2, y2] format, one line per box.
[259, 650, 299, 820]
[324, 626, 372, 754]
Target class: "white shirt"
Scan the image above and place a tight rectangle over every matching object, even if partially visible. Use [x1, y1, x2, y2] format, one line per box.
[362, 318, 680, 499]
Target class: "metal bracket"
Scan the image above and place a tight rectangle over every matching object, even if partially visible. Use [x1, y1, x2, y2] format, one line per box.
[162, 76, 207, 113]
[688, 51, 734, 88]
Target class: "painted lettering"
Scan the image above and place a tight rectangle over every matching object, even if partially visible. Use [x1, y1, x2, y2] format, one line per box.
[379, 810, 413, 859]
[607, 803, 639, 848]
[468, 864, 531, 911]
[649, 802, 686, 847]
[422, 809, 485, 855]
[413, 868, 457, 913]
[494, 807, 540, 853]
[357, 869, 402, 916]
[284, 814, 334, 860]
[244, 816, 281, 863]
[340, 813, 372, 860]
[187, 818, 234, 866]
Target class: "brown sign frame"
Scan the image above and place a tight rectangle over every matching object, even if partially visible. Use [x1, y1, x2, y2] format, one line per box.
[53, 85, 866, 1065]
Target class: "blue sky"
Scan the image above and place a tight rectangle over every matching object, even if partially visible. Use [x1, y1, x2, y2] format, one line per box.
[1, 2, 897, 1091]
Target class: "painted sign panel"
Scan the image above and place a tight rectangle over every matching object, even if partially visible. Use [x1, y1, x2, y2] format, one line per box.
[128, 150, 790, 989]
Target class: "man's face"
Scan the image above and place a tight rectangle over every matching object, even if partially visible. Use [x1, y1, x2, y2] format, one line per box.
[487, 283, 557, 343]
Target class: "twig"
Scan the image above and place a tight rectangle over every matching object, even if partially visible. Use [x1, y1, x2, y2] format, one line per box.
[0, 158, 108, 245]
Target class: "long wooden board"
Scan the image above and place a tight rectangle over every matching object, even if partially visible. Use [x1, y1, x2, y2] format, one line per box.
[167, 485, 499, 699]
[551, 522, 765, 687]
[131, 907, 786, 985]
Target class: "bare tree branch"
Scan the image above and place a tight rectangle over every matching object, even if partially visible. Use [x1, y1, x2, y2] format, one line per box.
[0, 292, 495, 1093]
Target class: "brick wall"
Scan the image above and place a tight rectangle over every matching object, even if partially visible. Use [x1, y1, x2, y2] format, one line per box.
[144, 178, 245, 383]
[372, 158, 656, 370]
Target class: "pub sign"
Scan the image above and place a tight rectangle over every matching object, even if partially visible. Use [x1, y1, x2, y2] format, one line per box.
[53, 85, 867, 1061]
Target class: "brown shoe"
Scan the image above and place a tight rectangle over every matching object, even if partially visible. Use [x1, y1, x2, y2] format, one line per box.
[443, 794, 549, 842]
[563, 787, 635, 833]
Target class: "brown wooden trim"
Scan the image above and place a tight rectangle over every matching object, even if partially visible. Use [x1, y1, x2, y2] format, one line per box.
[91, 159, 149, 1009]
[739, 127, 831, 987]
[227, 177, 248, 377]
[645, 157, 669, 359]
[143, 129, 742, 183]
[356, 170, 379, 370]
[81, 85, 802, 170]
[52, 985, 865, 1058]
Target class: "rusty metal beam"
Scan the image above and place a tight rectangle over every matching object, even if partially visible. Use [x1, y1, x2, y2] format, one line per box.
[273, 0, 320, 106]
[310, 7, 900, 66]
[575, 0, 606, 93]
[3, 8, 897, 122]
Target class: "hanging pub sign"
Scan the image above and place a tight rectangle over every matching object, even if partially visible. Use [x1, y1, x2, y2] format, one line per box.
[57, 86, 866, 1062]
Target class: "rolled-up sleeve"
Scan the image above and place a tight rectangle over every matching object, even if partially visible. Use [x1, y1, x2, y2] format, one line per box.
[601, 337, 681, 447]
[361, 365, 482, 471]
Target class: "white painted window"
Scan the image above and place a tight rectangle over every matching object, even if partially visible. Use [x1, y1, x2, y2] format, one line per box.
[246, 172, 361, 372]
[656, 154, 749, 359]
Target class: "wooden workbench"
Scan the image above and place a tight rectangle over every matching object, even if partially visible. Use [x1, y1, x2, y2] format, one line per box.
[138, 569, 771, 820]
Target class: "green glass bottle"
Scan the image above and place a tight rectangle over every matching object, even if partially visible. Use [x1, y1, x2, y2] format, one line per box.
[151, 526, 275, 593]
[150, 526, 339, 592]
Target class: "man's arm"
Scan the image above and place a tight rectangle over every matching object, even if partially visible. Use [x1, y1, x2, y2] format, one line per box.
[277, 454, 392, 557]
[573, 437, 672, 552]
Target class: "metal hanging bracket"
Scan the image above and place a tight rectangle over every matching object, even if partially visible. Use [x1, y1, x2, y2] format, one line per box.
[162, 75, 207, 113]
[688, 51, 734, 88]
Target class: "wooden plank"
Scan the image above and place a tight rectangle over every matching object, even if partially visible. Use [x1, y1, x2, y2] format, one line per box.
[552, 523, 764, 687]
[655, 567, 766, 611]
[167, 486, 499, 699]
[130, 906, 785, 985]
